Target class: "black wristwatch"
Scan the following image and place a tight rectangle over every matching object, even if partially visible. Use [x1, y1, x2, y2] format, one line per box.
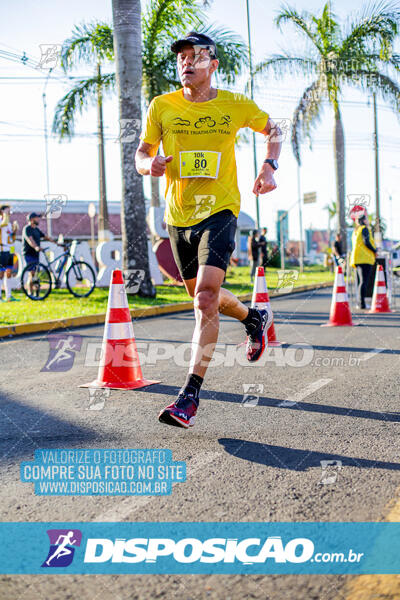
[264, 158, 278, 170]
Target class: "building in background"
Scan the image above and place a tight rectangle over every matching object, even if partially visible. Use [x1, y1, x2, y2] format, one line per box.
[0, 199, 124, 240]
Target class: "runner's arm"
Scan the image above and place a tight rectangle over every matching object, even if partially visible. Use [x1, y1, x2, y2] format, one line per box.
[252, 119, 281, 195]
[135, 141, 172, 177]
[260, 118, 282, 162]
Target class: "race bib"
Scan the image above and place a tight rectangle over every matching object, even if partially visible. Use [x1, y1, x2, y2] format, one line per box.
[179, 151, 221, 179]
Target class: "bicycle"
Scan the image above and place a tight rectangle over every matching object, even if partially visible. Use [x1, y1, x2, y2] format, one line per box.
[21, 242, 96, 300]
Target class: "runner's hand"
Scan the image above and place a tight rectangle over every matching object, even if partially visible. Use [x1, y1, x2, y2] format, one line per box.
[253, 164, 277, 195]
[150, 155, 173, 177]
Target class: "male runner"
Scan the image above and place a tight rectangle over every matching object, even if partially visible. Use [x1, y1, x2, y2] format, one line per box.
[136, 32, 281, 429]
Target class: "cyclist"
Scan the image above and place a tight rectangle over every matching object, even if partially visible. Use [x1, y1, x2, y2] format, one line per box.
[136, 32, 281, 429]
[22, 212, 59, 296]
[0, 205, 19, 302]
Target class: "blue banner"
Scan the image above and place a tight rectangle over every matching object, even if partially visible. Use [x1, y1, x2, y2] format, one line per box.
[0, 522, 399, 574]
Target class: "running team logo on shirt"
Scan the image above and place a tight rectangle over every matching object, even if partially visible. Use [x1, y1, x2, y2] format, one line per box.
[41, 529, 82, 567]
[41, 334, 83, 372]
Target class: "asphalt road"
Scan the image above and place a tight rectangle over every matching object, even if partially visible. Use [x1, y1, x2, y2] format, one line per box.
[1, 285, 399, 600]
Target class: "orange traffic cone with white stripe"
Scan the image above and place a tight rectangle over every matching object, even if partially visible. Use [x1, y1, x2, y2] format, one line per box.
[80, 269, 159, 390]
[369, 265, 391, 313]
[252, 266, 282, 347]
[322, 265, 354, 327]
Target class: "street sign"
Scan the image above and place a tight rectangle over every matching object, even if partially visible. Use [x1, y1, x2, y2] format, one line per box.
[303, 192, 317, 204]
[88, 202, 96, 218]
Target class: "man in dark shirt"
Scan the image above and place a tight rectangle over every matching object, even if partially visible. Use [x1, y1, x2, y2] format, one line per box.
[22, 212, 58, 295]
[258, 227, 269, 268]
[22, 212, 57, 264]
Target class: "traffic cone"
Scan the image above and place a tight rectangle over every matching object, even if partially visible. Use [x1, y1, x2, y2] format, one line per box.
[252, 266, 283, 347]
[322, 265, 355, 327]
[80, 269, 159, 390]
[369, 265, 391, 313]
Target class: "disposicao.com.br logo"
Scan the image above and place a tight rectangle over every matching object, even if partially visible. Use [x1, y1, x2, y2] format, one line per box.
[83, 536, 360, 565]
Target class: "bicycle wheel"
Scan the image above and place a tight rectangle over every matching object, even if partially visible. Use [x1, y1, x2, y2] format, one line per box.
[21, 262, 52, 300]
[66, 260, 96, 297]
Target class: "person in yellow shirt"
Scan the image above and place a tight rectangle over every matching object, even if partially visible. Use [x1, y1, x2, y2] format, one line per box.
[136, 32, 281, 429]
[350, 215, 377, 309]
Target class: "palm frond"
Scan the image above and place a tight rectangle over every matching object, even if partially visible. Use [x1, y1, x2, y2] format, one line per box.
[345, 69, 400, 115]
[341, 1, 400, 58]
[275, 4, 325, 54]
[61, 22, 114, 72]
[312, 2, 340, 51]
[291, 79, 326, 164]
[254, 54, 318, 79]
[362, 52, 400, 71]
[52, 73, 115, 139]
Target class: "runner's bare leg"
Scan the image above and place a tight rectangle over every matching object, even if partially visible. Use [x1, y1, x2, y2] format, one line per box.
[184, 266, 249, 378]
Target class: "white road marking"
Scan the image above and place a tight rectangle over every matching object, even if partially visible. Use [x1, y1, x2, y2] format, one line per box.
[95, 451, 220, 522]
[358, 348, 385, 362]
[278, 378, 333, 408]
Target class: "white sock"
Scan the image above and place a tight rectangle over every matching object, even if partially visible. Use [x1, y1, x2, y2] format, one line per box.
[3, 276, 10, 300]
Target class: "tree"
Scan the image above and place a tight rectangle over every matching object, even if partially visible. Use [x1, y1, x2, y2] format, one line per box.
[53, 22, 115, 240]
[112, 0, 155, 297]
[254, 1, 400, 252]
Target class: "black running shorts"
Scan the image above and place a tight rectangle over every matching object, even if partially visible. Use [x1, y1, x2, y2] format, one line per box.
[167, 209, 237, 281]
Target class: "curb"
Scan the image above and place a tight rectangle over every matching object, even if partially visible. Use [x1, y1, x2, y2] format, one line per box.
[0, 281, 333, 339]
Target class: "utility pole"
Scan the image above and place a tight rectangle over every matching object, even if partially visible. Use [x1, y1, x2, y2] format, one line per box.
[297, 163, 304, 272]
[245, 0, 260, 228]
[42, 67, 52, 237]
[372, 92, 381, 245]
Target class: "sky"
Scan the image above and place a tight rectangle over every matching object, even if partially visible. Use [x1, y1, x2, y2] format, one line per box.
[0, 0, 399, 241]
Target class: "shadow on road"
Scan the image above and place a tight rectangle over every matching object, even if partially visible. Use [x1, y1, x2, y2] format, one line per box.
[218, 438, 400, 471]
[143, 384, 400, 423]
[0, 391, 98, 463]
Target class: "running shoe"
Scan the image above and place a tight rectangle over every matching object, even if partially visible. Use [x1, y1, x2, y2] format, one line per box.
[246, 307, 272, 362]
[158, 390, 198, 429]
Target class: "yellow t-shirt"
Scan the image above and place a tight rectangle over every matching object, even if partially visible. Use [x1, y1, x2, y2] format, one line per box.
[140, 88, 269, 227]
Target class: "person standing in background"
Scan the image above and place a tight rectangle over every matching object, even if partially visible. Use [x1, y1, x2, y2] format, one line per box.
[22, 212, 58, 296]
[332, 232, 345, 267]
[350, 215, 377, 310]
[258, 227, 268, 268]
[248, 230, 260, 282]
[0, 205, 19, 302]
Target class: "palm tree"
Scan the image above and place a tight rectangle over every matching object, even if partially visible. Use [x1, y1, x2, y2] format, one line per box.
[53, 22, 115, 240]
[254, 1, 400, 252]
[112, 0, 155, 297]
[141, 0, 248, 206]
